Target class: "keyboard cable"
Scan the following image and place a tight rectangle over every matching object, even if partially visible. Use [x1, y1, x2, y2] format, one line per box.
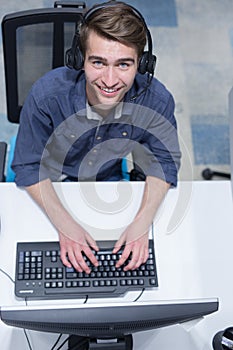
[0, 267, 33, 350]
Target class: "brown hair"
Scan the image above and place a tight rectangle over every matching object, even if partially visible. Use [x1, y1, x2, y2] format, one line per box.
[79, 1, 147, 59]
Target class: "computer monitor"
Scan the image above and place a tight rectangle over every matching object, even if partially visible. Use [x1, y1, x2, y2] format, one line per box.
[0, 298, 218, 350]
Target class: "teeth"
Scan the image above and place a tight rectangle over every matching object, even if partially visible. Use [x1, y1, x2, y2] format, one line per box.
[102, 87, 116, 93]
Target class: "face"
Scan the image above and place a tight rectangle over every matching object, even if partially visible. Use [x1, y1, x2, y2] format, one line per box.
[84, 30, 138, 110]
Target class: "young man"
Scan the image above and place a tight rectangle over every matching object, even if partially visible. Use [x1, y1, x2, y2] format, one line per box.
[12, 1, 181, 273]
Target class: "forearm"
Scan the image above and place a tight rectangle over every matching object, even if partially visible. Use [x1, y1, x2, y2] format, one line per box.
[135, 176, 170, 230]
[25, 179, 98, 272]
[25, 178, 78, 236]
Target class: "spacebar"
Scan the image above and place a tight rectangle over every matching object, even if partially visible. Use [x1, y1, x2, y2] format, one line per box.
[45, 287, 117, 295]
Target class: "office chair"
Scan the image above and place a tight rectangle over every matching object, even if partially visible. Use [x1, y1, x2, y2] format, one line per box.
[0, 1, 86, 181]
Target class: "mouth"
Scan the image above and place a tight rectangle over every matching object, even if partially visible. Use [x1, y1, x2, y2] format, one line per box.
[98, 85, 122, 97]
[101, 87, 118, 93]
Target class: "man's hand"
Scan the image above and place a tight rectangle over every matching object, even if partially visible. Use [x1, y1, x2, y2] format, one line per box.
[59, 230, 99, 274]
[112, 176, 170, 271]
[25, 179, 99, 274]
[112, 221, 149, 271]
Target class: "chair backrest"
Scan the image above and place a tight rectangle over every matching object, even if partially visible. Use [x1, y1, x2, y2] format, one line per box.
[1, 2, 86, 124]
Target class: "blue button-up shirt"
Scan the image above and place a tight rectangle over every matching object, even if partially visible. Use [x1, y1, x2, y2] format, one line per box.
[12, 67, 181, 186]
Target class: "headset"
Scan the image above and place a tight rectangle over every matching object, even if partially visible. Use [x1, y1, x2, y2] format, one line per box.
[65, 0, 157, 77]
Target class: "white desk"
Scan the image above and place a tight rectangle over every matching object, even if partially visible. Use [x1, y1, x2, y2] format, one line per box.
[0, 181, 233, 349]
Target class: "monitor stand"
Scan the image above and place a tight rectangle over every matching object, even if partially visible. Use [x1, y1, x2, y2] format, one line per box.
[68, 334, 133, 350]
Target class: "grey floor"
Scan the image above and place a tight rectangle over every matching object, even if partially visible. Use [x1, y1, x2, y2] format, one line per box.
[1, 0, 233, 181]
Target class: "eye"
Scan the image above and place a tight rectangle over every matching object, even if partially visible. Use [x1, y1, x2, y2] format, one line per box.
[118, 62, 130, 69]
[92, 60, 104, 68]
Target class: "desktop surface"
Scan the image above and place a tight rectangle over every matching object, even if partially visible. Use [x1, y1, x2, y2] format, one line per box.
[0, 181, 232, 349]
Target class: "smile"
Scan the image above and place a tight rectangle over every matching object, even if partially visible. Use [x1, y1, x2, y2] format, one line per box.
[101, 87, 118, 93]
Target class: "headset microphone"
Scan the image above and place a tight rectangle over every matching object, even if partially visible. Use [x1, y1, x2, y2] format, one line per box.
[129, 72, 154, 101]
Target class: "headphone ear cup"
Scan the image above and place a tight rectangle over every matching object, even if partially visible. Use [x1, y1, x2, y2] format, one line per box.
[138, 52, 149, 75]
[65, 48, 74, 68]
[65, 30, 84, 70]
[73, 46, 84, 70]
[138, 51, 157, 75]
[147, 54, 157, 75]
[65, 45, 84, 70]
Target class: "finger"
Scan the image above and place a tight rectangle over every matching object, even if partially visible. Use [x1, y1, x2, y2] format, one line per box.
[124, 241, 149, 271]
[60, 252, 72, 268]
[85, 233, 99, 252]
[74, 253, 91, 274]
[134, 244, 149, 268]
[142, 246, 149, 264]
[112, 234, 126, 254]
[59, 243, 72, 268]
[123, 246, 140, 271]
[82, 246, 99, 267]
[115, 245, 131, 268]
[66, 247, 87, 273]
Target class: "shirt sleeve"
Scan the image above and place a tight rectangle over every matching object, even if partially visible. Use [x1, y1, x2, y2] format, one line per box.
[131, 94, 181, 187]
[11, 89, 54, 186]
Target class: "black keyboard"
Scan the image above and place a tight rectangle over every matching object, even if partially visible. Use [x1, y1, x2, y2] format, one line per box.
[15, 240, 158, 299]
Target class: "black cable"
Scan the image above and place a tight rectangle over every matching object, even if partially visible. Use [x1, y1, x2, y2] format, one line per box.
[50, 296, 88, 350]
[23, 298, 34, 350]
[0, 269, 90, 350]
[23, 329, 33, 350]
[133, 288, 145, 302]
[0, 267, 34, 349]
[0, 267, 15, 284]
[54, 335, 70, 350]
[50, 334, 63, 350]
[129, 73, 153, 101]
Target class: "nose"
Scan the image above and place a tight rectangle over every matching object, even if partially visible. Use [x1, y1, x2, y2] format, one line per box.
[101, 66, 118, 87]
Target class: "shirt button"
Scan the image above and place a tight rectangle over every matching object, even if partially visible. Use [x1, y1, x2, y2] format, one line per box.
[92, 149, 97, 153]
[70, 134, 76, 139]
[88, 161, 93, 166]
[122, 131, 128, 136]
[96, 136, 102, 140]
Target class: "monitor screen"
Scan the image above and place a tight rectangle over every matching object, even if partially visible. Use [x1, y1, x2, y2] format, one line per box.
[0, 298, 218, 339]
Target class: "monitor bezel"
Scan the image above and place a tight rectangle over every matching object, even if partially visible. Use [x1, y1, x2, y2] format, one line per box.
[0, 298, 219, 338]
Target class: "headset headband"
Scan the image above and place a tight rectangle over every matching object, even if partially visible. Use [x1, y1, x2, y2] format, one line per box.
[83, 1, 153, 59]
[66, 0, 156, 77]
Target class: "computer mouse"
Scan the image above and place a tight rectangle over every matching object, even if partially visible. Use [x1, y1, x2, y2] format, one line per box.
[213, 327, 233, 349]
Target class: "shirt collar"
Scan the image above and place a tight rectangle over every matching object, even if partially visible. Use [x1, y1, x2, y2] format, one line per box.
[86, 102, 123, 121]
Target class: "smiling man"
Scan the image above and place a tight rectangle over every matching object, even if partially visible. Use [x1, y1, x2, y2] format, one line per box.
[12, 1, 181, 273]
